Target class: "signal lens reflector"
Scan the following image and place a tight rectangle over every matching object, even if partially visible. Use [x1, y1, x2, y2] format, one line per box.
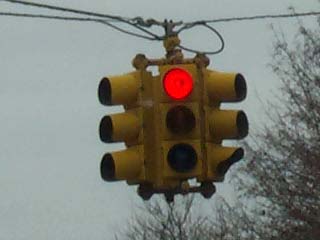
[163, 68, 193, 100]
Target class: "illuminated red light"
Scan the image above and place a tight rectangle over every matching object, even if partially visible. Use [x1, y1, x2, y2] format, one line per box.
[163, 68, 193, 100]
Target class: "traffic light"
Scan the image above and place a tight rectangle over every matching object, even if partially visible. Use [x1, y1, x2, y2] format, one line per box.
[157, 65, 202, 180]
[98, 71, 149, 183]
[98, 52, 248, 201]
[202, 69, 248, 182]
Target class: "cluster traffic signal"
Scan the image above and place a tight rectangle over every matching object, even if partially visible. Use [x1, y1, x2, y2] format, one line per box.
[98, 55, 248, 201]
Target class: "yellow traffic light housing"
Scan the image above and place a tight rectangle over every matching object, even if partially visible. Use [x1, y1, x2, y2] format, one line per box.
[208, 110, 248, 141]
[155, 65, 203, 185]
[206, 144, 244, 180]
[98, 44, 248, 202]
[100, 146, 144, 182]
[98, 72, 140, 106]
[205, 70, 247, 102]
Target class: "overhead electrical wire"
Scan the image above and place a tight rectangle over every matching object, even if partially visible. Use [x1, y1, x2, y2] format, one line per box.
[186, 11, 320, 24]
[0, 12, 118, 22]
[0, 12, 160, 40]
[1, 0, 131, 21]
[0, 0, 163, 40]
[178, 23, 225, 55]
[1, 0, 320, 55]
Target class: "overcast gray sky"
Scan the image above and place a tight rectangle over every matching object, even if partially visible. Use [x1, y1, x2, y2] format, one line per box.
[0, 0, 319, 239]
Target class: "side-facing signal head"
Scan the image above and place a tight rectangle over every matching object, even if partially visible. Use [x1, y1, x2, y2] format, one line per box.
[205, 70, 247, 102]
[98, 72, 140, 106]
[209, 109, 248, 141]
[99, 112, 140, 143]
[100, 146, 144, 182]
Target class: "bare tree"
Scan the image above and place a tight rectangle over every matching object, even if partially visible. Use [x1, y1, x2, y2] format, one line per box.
[117, 196, 210, 240]
[236, 19, 320, 240]
[118, 195, 258, 240]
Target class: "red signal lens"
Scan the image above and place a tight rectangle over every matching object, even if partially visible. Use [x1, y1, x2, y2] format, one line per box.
[163, 68, 193, 100]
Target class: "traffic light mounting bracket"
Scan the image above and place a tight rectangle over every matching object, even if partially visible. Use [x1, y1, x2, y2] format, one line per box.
[138, 181, 216, 202]
[132, 43, 210, 71]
